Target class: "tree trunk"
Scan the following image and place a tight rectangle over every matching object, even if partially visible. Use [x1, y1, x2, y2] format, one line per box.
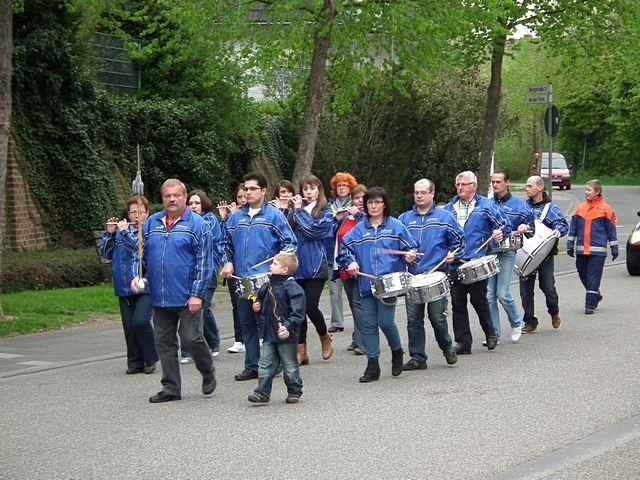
[0, 0, 13, 318]
[292, 0, 336, 186]
[478, 34, 506, 194]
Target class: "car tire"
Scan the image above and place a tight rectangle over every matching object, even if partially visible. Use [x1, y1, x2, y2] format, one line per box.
[566, 184, 571, 190]
[626, 243, 640, 276]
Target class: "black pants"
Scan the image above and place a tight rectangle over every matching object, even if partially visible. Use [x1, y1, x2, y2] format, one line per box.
[226, 278, 243, 342]
[297, 278, 328, 343]
[519, 255, 559, 328]
[450, 276, 495, 348]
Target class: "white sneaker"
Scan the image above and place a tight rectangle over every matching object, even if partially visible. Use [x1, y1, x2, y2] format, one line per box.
[211, 348, 220, 357]
[180, 356, 193, 364]
[511, 325, 522, 343]
[227, 342, 245, 353]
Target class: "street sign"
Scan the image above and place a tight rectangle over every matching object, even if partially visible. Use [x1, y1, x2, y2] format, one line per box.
[544, 105, 560, 137]
[528, 84, 549, 104]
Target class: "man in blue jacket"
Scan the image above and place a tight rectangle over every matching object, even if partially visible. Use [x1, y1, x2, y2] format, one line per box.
[487, 170, 533, 344]
[444, 171, 507, 354]
[520, 175, 569, 332]
[399, 178, 463, 370]
[133, 179, 216, 403]
[222, 173, 297, 381]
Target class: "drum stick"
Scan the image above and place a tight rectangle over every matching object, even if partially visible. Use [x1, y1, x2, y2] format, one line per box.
[473, 225, 505, 254]
[250, 255, 277, 269]
[229, 275, 243, 280]
[377, 248, 424, 256]
[356, 271, 378, 280]
[427, 247, 462, 275]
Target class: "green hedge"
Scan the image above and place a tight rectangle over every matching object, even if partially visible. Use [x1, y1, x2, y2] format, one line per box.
[1, 248, 112, 294]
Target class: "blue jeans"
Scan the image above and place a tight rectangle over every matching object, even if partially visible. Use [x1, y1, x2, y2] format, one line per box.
[359, 294, 402, 360]
[238, 297, 260, 372]
[255, 342, 303, 399]
[182, 287, 220, 356]
[118, 294, 158, 369]
[405, 296, 452, 362]
[343, 278, 365, 349]
[487, 251, 522, 337]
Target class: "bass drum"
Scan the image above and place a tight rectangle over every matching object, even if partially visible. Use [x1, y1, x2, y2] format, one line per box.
[514, 220, 556, 277]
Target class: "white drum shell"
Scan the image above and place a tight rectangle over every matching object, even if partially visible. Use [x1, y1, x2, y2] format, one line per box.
[372, 272, 409, 299]
[407, 271, 450, 304]
[458, 255, 500, 284]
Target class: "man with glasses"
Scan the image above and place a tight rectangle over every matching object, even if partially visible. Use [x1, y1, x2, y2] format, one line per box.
[520, 175, 568, 332]
[399, 179, 463, 370]
[444, 171, 507, 354]
[222, 173, 297, 381]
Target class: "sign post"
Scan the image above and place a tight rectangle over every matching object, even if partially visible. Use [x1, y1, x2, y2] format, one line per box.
[528, 84, 559, 201]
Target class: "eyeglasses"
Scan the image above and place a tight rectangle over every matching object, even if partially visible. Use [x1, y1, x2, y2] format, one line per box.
[456, 182, 474, 187]
[128, 210, 146, 215]
[414, 190, 432, 196]
[367, 200, 384, 206]
[244, 186, 262, 191]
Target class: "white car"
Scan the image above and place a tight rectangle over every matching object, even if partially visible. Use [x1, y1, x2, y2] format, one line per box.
[627, 211, 640, 276]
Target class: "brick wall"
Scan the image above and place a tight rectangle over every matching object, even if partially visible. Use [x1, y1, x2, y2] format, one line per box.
[3, 135, 50, 251]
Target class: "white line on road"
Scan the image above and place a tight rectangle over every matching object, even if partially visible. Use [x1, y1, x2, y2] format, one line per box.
[0, 353, 24, 359]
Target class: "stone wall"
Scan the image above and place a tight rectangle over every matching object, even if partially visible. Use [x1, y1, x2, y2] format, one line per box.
[3, 134, 49, 251]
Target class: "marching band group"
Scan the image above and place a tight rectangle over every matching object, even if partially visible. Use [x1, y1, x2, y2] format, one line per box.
[98, 169, 618, 404]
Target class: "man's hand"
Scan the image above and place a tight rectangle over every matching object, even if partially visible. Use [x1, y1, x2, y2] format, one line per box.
[221, 262, 234, 279]
[492, 229, 504, 242]
[552, 229, 561, 238]
[347, 261, 360, 277]
[404, 251, 417, 263]
[187, 296, 202, 313]
[252, 301, 261, 313]
[117, 219, 129, 232]
[445, 250, 456, 263]
[517, 224, 529, 234]
[277, 324, 290, 340]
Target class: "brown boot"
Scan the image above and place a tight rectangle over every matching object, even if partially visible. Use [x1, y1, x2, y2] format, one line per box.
[297, 343, 309, 365]
[320, 334, 333, 360]
[551, 313, 561, 329]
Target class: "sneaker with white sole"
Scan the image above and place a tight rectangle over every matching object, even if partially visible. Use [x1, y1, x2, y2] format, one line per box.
[482, 338, 501, 347]
[180, 356, 193, 364]
[227, 342, 245, 353]
[510, 325, 522, 343]
[211, 348, 220, 357]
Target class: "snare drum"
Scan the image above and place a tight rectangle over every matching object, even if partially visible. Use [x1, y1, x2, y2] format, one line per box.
[236, 274, 270, 299]
[458, 255, 500, 284]
[494, 232, 523, 252]
[407, 271, 450, 304]
[371, 272, 409, 299]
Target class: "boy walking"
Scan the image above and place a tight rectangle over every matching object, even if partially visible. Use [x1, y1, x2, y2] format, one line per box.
[249, 252, 306, 404]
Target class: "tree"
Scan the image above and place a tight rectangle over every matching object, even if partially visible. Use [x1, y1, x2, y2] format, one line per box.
[459, 0, 627, 192]
[0, 0, 13, 319]
[170, 0, 461, 185]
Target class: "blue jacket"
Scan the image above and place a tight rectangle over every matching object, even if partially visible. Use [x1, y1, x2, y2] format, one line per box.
[256, 275, 306, 344]
[399, 205, 464, 274]
[137, 208, 213, 308]
[527, 192, 569, 256]
[99, 228, 140, 298]
[290, 206, 335, 280]
[224, 202, 297, 277]
[338, 216, 418, 297]
[567, 196, 618, 257]
[444, 193, 509, 263]
[489, 192, 534, 252]
[202, 211, 224, 286]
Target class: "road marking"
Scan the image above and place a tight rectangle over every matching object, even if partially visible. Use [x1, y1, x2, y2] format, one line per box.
[0, 353, 24, 359]
[16, 360, 55, 367]
[493, 414, 640, 480]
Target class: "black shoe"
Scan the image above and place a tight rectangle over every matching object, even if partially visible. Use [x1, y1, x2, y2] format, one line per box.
[328, 326, 344, 333]
[286, 393, 302, 404]
[347, 343, 356, 351]
[595, 292, 603, 309]
[235, 369, 259, 381]
[391, 348, 404, 376]
[359, 358, 381, 383]
[443, 350, 458, 365]
[149, 391, 181, 403]
[485, 336, 498, 350]
[248, 392, 269, 403]
[402, 358, 428, 371]
[455, 344, 472, 355]
[143, 363, 156, 374]
[585, 307, 595, 314]
[202, 373, 217, 395]
[126, 367, 144, 375]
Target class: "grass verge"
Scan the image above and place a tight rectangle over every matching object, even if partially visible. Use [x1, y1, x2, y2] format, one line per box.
[0, 285, 119, 337]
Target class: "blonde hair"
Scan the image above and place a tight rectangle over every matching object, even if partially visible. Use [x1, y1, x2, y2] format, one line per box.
[274, 251, 299, 274]
[161, 178, 187, 196]
[586, 179, 602, 196]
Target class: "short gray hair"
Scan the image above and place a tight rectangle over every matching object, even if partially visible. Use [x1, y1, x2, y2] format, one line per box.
[161, 178, 187, 196]
[456, 171, 477, 185]
[527, 175, 544, 188]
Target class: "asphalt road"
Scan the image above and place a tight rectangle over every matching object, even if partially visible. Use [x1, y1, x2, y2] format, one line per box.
[1, 185, 639, 480]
